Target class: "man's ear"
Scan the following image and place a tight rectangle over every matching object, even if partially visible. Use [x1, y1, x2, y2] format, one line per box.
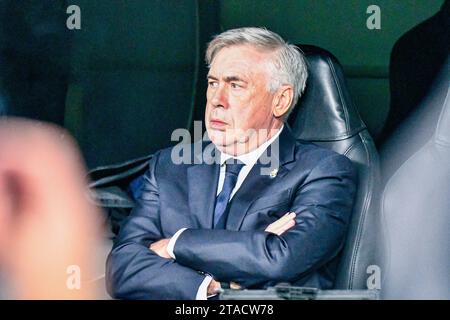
[272, 85, 294, 118]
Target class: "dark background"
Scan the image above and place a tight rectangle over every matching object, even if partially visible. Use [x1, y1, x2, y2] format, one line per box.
[0, 0, 445, 168]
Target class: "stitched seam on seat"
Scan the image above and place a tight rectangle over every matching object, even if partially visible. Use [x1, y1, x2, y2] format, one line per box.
[328, 56, 350, 134]
[343, 141, 358, 156]
[342, 140, 363, 288]
[433, 86, 450, 145]
[353, 133, 375, 289]
[344, 132, 374, 289]
[304, 127, 366, 141]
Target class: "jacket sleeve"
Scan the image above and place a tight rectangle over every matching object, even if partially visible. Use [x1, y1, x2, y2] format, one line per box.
[173, 154, 357, 288]
[105, 152, 206, 300]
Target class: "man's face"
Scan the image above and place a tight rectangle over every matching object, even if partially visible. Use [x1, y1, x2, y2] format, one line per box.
[205, 45, 280, 155]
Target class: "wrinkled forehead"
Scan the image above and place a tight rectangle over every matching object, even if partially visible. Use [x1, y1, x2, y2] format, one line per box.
[208, 44, 275, 80]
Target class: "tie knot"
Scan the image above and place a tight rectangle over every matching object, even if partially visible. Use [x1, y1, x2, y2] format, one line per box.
[224, 158, 245, 176]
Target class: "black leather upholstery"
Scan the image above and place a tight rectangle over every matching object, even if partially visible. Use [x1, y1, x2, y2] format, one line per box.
[380, 57, 450, 299]
[288, 45, 381, 289]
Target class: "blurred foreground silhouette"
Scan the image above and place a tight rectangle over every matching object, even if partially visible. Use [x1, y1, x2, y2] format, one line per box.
[0, 118, 102, 299]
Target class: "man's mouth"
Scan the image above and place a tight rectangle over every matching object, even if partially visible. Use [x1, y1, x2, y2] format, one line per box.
[209, 119, 228, 129]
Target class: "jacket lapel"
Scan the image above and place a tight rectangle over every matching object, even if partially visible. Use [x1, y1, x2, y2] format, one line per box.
[226, 125, 298, 230]
[187, 142, 220, 229]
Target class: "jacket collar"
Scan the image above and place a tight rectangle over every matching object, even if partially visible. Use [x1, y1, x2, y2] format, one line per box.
[188, 123, 298, 229]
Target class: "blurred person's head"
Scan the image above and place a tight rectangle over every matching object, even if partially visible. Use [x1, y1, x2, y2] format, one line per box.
[204, 27, 308, 155]
[0, 118, 101, 299]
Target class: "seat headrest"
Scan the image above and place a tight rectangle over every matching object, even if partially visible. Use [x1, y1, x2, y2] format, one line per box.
[288, 45, 366, 141]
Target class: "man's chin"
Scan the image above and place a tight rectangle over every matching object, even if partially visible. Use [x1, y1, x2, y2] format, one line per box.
[206, 128, 228, 145]
[206, 127, 253, 154]
[209, 137, 232, 150]
[207, 134, 234, 152]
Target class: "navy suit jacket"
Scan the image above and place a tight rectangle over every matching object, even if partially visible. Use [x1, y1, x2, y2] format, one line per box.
[106, 126, 357, 299]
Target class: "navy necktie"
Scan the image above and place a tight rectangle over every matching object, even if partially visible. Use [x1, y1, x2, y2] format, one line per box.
[213, 159, 245, 229]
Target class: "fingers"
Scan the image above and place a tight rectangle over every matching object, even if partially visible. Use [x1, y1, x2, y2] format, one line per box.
[149, 239, 171, 259]
[230, 281, 242, 290]
[265, 212, 296, 235]
[207, 279, 222, 295]
[268, 217, 295, 236]
[267, 211, 295, 229]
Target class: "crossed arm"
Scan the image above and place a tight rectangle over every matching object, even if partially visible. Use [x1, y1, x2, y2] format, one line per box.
[150, 212, 297, 294]
[106, 152, 356, 299]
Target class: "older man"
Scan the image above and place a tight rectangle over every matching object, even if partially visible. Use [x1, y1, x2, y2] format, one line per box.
[106, 27, 356, 300]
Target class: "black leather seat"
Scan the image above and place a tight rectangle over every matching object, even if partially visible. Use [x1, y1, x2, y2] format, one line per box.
[380, 57, 450, 299]
[288, 45, 381, 290]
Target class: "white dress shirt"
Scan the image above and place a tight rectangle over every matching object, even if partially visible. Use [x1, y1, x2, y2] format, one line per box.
[166, 125, 284, 299]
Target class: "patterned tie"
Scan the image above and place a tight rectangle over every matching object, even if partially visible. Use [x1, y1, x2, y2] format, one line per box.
[213, 159, 245, 229]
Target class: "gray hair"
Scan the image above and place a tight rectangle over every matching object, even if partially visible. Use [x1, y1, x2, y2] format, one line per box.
[205, 27, 308, 116]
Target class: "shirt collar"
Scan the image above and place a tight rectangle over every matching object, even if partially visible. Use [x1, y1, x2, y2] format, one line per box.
[220, 125, 284, 167]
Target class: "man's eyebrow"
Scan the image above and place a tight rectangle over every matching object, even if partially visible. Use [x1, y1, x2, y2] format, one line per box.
[206, 75, 247, 82]
[224, 76, 247, 83]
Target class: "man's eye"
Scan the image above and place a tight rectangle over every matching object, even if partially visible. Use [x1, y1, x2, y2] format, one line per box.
[230, 83, 240, 89]
[208, 81, 218, 88]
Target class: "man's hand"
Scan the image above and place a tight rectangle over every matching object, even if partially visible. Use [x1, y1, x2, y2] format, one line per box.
[265, 212, 296, 235]
[147, 213, 296, 290]
[224, 212, 296, 291]
[149, 238, 171, 259]
[207, 278, 221, 296]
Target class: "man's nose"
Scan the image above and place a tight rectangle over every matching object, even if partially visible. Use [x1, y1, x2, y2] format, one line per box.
[210, 85, 228, 109]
